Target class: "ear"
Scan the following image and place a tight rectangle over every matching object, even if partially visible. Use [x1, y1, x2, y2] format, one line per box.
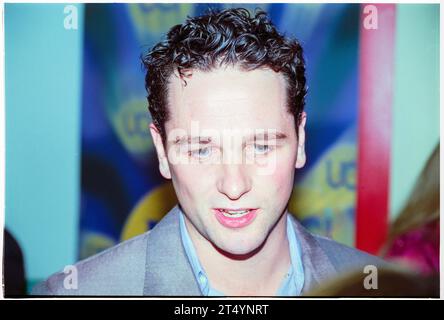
[295, 112, 307, 169]
[149, 123, 172, 179]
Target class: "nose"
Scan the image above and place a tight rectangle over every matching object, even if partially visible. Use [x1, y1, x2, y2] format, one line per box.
[216, 164, 252, 200]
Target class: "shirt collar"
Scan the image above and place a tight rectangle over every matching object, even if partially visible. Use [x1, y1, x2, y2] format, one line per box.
[179, 211, 212, 295]
[179, 209, 304, 296]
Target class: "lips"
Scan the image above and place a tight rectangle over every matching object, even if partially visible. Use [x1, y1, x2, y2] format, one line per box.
[213, 208, 258, 229]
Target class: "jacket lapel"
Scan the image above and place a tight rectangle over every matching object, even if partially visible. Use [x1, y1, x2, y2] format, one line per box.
[143, 205, 201, 296]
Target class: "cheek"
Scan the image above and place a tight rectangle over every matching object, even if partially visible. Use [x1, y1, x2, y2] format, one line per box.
[170, 164, 213, 200]
[258, 149, 297, 193]
[271, 164, 295, 194]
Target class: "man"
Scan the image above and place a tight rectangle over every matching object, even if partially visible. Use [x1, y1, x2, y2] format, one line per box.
[33, 8, 385, 296]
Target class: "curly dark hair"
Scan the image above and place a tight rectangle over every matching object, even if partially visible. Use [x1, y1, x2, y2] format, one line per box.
[142, 8, 307, 144]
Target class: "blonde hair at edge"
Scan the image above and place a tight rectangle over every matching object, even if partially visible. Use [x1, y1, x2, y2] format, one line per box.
[381, 143, 440, 255]
[306, 267, 438, 297]
[307, 144, 440, 297]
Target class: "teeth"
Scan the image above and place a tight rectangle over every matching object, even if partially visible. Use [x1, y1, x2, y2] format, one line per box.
[227, 210, 247, 214]
[220, 209, 250, 217]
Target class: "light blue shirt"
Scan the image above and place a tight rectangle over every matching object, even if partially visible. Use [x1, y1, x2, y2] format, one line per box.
[179, 211, 305, 296]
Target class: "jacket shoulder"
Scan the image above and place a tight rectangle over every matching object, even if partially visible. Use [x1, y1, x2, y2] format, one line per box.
[31, 232, 150, 296]
[313, 234, 388, 274]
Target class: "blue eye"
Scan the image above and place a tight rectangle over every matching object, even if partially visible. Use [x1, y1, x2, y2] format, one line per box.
[254, 144, 271, 154]
[190, 147, 211, 158]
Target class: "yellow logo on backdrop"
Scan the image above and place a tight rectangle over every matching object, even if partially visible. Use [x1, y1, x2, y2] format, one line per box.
[111, 98, 153, 157]
[289, 143, 356, 246]
[128, 4, 194, 39]
[121, 182, 178, 241]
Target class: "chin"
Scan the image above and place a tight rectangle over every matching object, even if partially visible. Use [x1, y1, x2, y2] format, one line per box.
[215, 236, 266, 257]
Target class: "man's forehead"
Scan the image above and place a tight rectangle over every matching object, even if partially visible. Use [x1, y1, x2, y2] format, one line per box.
[164, 66, 295, 135]
[168, 65, 284, 85]
[166, 66, 287, 105]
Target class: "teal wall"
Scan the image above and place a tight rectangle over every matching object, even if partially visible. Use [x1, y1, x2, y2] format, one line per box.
[5, 4, 84, 288]
[390, 5, 440, 220]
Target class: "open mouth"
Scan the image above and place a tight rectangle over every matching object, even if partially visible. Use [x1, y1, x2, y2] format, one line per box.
[217, 209, 252, 217]
[213, 208, 258, 228]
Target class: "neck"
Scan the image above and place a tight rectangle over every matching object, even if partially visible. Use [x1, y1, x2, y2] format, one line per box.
[187, 210, 291, 296]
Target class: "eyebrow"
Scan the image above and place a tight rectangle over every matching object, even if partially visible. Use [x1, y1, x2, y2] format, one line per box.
[173, 136, 213, 145]
[246, 132, 288, 142]
[173, 131, 287, 145]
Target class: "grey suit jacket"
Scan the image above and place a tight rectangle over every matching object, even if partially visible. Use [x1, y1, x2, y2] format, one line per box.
[32, 205, 386, 296]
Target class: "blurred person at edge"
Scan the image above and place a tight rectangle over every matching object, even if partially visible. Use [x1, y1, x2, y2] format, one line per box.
[307, 267, 438, 297]
[381, 144, 439, 275]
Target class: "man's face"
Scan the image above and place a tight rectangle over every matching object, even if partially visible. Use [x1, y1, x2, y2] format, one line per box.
[150, 66, 306, 255]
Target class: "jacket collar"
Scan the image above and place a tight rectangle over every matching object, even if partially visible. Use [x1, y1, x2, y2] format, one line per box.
[143, 205, 201, 296]
[143, 205, 337, 296]
[288, 214, 338, 293]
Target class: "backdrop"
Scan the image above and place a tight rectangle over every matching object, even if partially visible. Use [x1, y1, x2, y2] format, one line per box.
[80, 3, 361, 259]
